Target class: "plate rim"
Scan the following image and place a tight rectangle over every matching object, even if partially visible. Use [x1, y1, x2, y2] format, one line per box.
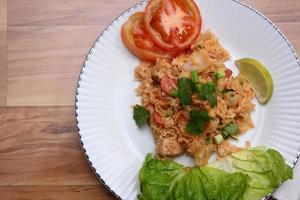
[75, 0, 300, 199]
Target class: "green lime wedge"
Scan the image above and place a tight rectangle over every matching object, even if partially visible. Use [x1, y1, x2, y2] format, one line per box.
[235, 58, 273, 105]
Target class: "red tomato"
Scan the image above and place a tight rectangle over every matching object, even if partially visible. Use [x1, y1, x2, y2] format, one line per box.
[152, 112, 165, 126]
[121, 12, 177, 62]
[160, 76, 177, 95]
[144, 0, 202, 50]
[225, 68, 233, 78]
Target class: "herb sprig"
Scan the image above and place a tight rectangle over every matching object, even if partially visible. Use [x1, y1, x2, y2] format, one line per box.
[133, 105, 150, 128]
[186, 109, 211, 135]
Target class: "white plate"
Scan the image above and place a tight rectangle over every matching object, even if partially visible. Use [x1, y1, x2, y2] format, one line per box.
[75, 0, 300, 199]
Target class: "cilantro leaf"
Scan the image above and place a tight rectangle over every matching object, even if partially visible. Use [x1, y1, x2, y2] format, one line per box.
[133, 105, 150, 128]
[186, 109, 211, 135]
[206, 94, 217, 107]
[178, 77, 193, 105]
[198, 83, 217, 107]
[186, 121, 205, 135]
[201, 83, 216, 94]
[190, 109, 210, 120]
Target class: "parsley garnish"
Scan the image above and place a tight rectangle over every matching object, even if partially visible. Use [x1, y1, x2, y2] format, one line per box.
[198, 83, 217, 107]
[176, 76, 217, 107]
[133, 105, 150, 128]
[186, 109, 211, 135]
[178, 77, 194, 105]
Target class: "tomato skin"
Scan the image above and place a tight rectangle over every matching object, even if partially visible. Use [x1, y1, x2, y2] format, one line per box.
[160, 76, 177, 95]
[225, 68, 233, 78]
[121, 12, 177, 62]
[144, 0, 202, 51]
[152, 112, 165, 126]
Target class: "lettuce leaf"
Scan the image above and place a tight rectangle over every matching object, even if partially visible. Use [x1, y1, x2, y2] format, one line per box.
[138, 154, 184, 200]
[138, 147, 293, 200]
[208, 147, 293, 200]
[167, 167, 248, 200]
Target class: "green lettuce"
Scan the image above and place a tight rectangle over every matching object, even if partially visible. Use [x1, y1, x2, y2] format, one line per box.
[138, 154, 184, 200]
[208, 147, 293, 200]
[138, 147, 292, 200]
[167, 167, 248, 200]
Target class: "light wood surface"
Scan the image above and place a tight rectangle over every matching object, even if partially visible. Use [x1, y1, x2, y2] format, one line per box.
[0, 0, 299, 199]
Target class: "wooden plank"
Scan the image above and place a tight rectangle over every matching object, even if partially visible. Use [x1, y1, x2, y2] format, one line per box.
[0, 0, 7, 28]
[0, 27, 6, 106]
[0, 186, 115, 200]
[2, 1, 300, 199]
[7, 0, 140, 26]
[277, 22, 300, 55]
[243, 0, 300, 54]
[0, 106, 99, 185]
[243, 0, 300, 23]
[7, 26, 100, 106]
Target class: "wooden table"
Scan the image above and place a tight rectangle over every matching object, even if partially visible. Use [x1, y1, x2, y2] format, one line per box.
[0, 0, 299, 199]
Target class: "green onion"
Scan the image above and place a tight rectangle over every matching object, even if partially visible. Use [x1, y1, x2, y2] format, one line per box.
[205, 137, 212, 145]
[195, 83, 203, 92]
[222, 123, 239, 139]
[191, 70, 199, 83]
[215, 70, 225, 80]
[170, 89, 179, 98]
[222, 131, 230, 139]
[214, 134, 224, 144]
[240, 79, 244, 86]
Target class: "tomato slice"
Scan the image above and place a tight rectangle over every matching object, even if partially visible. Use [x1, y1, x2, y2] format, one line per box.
[144, 0, 202, 50]
[225, 68, 233, 78]
[152, 112, 165, 126]
[121, 12, 177, 62]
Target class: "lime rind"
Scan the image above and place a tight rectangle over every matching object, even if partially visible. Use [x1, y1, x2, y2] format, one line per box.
[235, 58, 273, 105]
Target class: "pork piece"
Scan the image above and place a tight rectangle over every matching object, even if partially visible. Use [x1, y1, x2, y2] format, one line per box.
[217, 141, 244, 158]
[156, 136, 184, 157]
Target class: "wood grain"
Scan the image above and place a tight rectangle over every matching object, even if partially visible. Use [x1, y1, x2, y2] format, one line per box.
[7, 0, 139, 26]
[1, 0, 300, 199]
[242, 0, 300, 53]
[0, 186, 115, 200]
[243, 0, 300, 23]
[0, 27, 6, 106]
[7, 26, 100, 106]
[277, 22, 300, 54]
[0, 106, 98, 185]
[4, 0, 300, 107]
[0, 0, 6, 28]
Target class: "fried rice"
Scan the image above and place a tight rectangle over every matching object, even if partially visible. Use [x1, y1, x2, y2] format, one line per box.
[134, 31, 255, 166]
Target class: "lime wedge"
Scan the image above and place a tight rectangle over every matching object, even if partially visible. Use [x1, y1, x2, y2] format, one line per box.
[235, 58, 273, 104]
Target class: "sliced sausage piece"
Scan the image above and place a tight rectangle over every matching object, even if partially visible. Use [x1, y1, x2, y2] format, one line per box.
[152, 112, 165, 127]
[160, 76, 177, 95]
